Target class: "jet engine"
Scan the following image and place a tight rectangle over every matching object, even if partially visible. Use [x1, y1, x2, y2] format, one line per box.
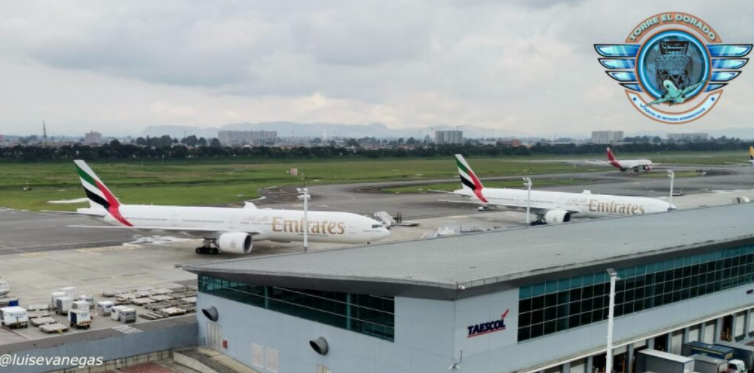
[643, 165, 653, 171]
[544, 210, 571, 224]
[217, 232, 253, 254]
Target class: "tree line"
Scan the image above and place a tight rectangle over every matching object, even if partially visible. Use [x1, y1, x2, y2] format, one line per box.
[0, 138, 750, 162]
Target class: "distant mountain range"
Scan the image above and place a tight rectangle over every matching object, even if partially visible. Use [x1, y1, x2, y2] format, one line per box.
[136, 122, 754, 140]
[139, 122, 530, 140]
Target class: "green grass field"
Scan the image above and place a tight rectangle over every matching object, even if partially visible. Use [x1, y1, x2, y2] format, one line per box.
[0, 158, 598, 211]
[382, 178, 598, 194]
[0, 150, 744, 211]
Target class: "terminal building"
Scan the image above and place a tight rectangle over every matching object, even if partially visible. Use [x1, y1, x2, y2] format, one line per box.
[185, 203, 754, 373]
[591, 131, 624, 144]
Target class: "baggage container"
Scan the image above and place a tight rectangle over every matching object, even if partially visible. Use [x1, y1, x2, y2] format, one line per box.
[0, 306, 28, 329]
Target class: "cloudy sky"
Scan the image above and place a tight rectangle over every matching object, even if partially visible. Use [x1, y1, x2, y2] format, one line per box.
[0, 0, 752, 137]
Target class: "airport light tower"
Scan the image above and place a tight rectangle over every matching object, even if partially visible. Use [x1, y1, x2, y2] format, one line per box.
[522, 177, 532, 225]
[297, 185, 310, 253]
[667, 170, 675, 207]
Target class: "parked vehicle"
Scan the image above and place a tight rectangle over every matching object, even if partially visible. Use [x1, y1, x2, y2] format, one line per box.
[97, 301, 114, 316]
[683, 341, 735, 360]
[692, 354, 728, 373]
[68, 309, 91, 330]
[0, 306, 28, 329]
[117, 308, 137, 324]
[636, 349, 694, 373]
[0, 278, 10, 296]
[716, 342, 754, 372]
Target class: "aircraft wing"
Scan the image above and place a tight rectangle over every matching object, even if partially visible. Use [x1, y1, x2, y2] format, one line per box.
[437, 199, 577, 215]
[584, 160, 610, 166]
[67, 225, 262, 238]
[681, 80, 707, 95]
[644, 96, 672, 107]
[40, 210, 108, 217]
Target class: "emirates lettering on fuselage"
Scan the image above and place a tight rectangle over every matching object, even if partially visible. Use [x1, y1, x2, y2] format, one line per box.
[588, 200, 646, 215]
[271, 217, 346, 235]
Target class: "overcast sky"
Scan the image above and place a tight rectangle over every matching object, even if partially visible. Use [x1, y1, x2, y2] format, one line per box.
[0, 0, 752, 137]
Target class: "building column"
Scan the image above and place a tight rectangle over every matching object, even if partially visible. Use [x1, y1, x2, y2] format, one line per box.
[562, 361, 571, 373]
[263, 286, 270, 309]
[715, 317, 724, 342]
[345, 293, 352, 330]
[745, 309, 752, 339]
[627, 344, 635, 373]
[682, 327, 690, 345]
[731, 313, 738, 341]
[666, 332, 673, 353]
[699, 322, 706, 343]
[647, 338, 655, 350]
[586, 356, 594, 373]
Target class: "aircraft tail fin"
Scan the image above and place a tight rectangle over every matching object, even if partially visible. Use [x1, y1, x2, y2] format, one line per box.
[606, 147, 621, 168]
[74, 160, 122, 212]
[455, 154, 488, 202]
[749, 146, 753, 161]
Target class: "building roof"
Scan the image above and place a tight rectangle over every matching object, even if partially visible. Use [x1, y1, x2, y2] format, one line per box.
[184, 203, 754, 300]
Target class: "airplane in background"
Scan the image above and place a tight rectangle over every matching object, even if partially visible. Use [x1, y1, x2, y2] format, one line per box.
[63, 160, 390, 254]
[588, 148, 654, 172]
[448, 154, 675, 225]
[726, 146, 754, 167]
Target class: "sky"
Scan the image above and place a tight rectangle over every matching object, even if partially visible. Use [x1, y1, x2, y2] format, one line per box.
[0, 0, 752, 137]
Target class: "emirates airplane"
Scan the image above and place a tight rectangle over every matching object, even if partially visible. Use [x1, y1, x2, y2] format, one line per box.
[451, 155, 675, 225]
[68, 160, 390, 254]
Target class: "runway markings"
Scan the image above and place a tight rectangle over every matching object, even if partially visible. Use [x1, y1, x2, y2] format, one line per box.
[113, 325, 142, 334]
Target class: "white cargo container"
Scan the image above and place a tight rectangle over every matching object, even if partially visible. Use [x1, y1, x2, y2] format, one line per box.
[1, 306, 28, 329]
[72, 300, 89, 310]
[78, 295, 94, 309]
[97, 301, 114, 316]
[55, 297, 73, 315]
[68, 309, 91, 329]
[0, 279, 10, 296]
[111, 305, 128, 321]
[59, 287, 77, 299]
[51, 291, 65, 309]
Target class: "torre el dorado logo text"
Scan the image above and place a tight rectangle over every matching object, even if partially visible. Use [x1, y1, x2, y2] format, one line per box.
[595, 13, 751, 124]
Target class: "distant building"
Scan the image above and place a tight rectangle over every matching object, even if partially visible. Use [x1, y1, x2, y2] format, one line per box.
[218, 131, 277, 146]
[591, 131, 624, 143]
[84, 131, 103, 145]
[667, 133, 709, 142]
[0, 135, 4, 143]
[432, 130, 463, 145]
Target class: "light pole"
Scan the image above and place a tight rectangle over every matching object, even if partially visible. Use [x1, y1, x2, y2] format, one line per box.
[297, 187, 310, 252]
[667, 170, 675, 207]
[522, 177, 532, 226]
[606, 268, 619, 373]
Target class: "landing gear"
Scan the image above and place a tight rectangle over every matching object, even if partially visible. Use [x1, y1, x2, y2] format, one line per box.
[195, 239, 220, 255]
[531, 215, 547, 226]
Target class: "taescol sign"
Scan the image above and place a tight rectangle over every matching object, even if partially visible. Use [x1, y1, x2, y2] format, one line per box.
[467, 309, 509, 338]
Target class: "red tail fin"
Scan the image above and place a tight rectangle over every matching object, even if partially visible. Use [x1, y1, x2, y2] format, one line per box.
[606, 148, 621, 168]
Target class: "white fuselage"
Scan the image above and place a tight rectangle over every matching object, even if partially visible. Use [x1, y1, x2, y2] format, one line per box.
[456, 188, 673, 218]
[616, 159, 653, 170]
[87, 205, 390, 244]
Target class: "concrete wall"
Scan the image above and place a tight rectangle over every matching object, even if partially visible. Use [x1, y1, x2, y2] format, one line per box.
[1, 322, 197, 373]
[197, 294, 462, 373]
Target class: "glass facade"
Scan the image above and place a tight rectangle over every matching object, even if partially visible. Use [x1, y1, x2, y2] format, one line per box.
[198, 275, 395, 342]
[518, 245, 754, 342]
